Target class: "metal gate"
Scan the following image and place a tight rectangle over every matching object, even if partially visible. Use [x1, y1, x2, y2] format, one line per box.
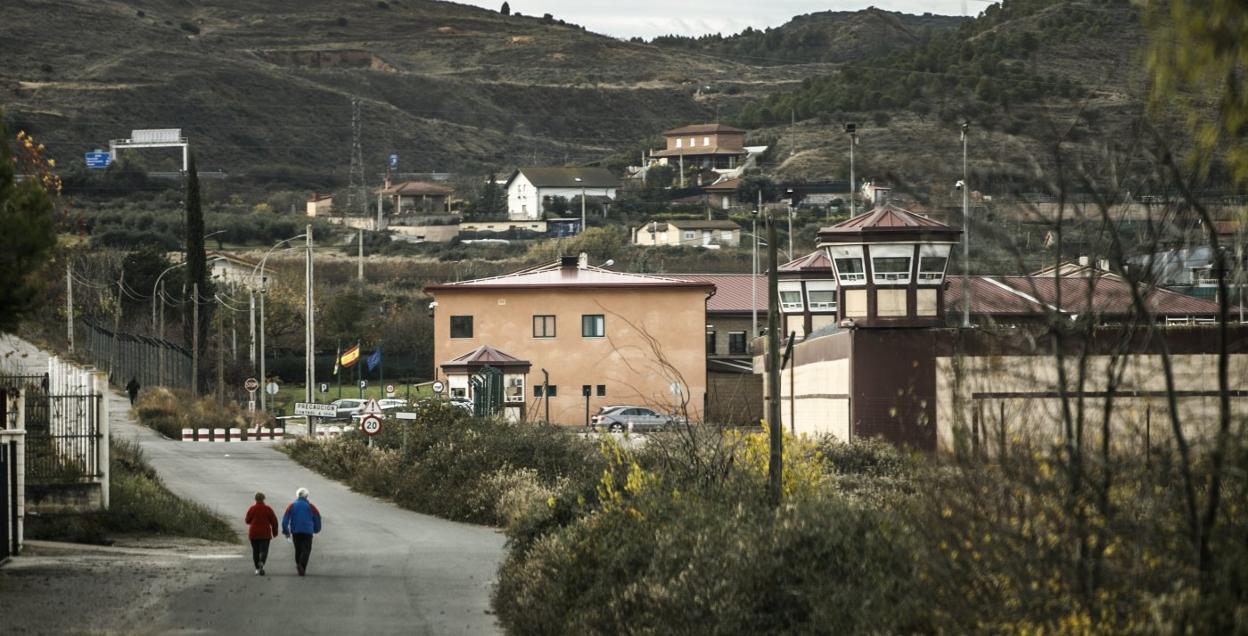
[1, 374, 101, 483]
[470, 366, 503, 418]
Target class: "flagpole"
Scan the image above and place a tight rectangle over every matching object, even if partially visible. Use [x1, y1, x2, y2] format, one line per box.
[378, 343, 384, 395]
[336, 339, 342, 399]
[357, 340, 363, 398]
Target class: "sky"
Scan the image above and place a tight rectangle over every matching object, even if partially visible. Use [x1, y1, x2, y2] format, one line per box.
[461, 1, 976, 40]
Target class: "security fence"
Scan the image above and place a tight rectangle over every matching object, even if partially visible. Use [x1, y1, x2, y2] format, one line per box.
[78, 319, 192, 390]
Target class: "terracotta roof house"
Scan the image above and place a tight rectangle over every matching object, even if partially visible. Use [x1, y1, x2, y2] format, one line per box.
[426, 255, 713, 425]
[377, 180, 455, 215]
[504, 167, 619, 221]
[650, 123, 750, 176]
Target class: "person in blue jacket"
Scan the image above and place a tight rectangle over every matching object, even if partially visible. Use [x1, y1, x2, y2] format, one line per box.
[281, 487, 322, 576]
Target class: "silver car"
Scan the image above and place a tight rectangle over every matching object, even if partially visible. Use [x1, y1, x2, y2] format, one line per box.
[590, 406, 673, 433]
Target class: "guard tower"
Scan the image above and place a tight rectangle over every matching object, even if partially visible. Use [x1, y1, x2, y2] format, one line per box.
[819, 203, 961, 328]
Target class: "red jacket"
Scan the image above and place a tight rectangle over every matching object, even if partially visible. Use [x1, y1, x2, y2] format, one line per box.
[245, 502, 280, 540]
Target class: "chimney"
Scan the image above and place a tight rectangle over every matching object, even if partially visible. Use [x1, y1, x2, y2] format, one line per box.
[1098, 259, 1110, 271]
[577, 252, 589, 269]
[560, 255, 579, 269]
[1078, 255, 1090, 267]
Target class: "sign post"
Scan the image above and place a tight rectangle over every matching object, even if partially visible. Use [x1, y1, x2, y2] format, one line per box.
[84, 151, 112, 169]
[244, 377, 259, 414]
[359, 399, 384, 446]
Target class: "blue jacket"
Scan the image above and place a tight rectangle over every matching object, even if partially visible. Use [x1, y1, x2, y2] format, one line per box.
[282, 499, 322, 535]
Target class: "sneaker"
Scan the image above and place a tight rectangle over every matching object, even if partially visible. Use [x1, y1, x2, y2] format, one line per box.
[297, 565, 305, 576]
[254, 569, 261, 575]
[259, 568, 265, 576]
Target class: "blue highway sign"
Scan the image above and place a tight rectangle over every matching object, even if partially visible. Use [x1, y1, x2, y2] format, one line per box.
[84, 152, 112, 169]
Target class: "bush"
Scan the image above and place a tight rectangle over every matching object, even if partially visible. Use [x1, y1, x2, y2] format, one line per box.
[133, 387, 252, 439]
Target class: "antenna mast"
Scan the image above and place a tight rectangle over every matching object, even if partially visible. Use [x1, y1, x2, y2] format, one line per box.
[346, 97, 366, 216]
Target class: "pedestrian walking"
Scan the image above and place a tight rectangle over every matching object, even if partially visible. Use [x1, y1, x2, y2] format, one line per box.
[281, 487, 322, 576]
[125, 377, 140, 405]
[244, 492, 279, 576]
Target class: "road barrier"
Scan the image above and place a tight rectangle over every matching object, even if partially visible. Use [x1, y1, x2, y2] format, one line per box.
[180, 427, 284, 442]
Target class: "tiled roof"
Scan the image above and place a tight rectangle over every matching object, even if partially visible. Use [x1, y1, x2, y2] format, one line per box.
[946, 275, 1219, 317]
[703, 178, 742, 192]
[427, 262, 716, 292]
[778, 251, 833, 273]
[652, 146, 748, 157]
[823, 203, 956, 233]
[663, 123, 746, 136]
[379, 180, 453, 196]
[671, 273, 766, 313]
[444, 345, 528, 366]
[510, 166, 618, 189]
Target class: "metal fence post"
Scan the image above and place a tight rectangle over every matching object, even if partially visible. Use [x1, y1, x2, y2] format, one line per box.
[92, 370, 109, 510]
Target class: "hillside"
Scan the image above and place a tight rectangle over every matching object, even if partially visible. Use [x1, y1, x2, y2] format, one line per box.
[649, 8, 967, 65]
[0, 0, 1173, 198]
[1, 0, 801, 186]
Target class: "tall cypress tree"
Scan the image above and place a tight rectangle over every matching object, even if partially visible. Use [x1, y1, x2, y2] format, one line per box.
[0, 120, 57, 334]
[183, 154, 213, 385]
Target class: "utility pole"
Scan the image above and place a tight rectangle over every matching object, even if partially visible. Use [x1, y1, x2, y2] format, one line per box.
[846, 123, 858, 217]
[752, 204, 759, 340]
[66, 263, 74, 353]
[961, 121, 971, 328]
[358, 227, 364, 283]
[542, 368, 550, 423]
[159, 280, 166, 381]
[305, 226, 316, 409]
[580, 183, 587, 232]
[259, 280, 267, 412]
[765, 208, 783, 507]
[249, 290, 256, 367]
[111, 269, 124, 378]
[216, 305, 224, 406]
[191, 282, 199, 395]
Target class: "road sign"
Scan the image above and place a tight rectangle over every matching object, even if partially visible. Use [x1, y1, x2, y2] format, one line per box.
[389, 154, 399, 169]
[385, 384, 395, 396]
[84, 152, 112, 169]
[361, 399, 383, 415]
[265, 382, 279, 396]
[294, 402, 336, 418]
[359, 380, 367, 390]
[432, 381, 445, 394]
[396, 411, 418, 421]
[319, 383, 328, 394]
[244, 377, 259, 392]
[360, 413, 383, 436]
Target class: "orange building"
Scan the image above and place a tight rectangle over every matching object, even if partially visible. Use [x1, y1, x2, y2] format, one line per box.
[426, 255, 714, 426]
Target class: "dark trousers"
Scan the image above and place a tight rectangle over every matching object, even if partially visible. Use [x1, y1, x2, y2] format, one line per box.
[292, 533, 314, 571]
[250, 538, 270, 569]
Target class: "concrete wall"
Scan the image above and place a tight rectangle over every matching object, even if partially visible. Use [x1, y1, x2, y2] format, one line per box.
[388, 224, 460, 243]
[432, 287, 708, 425]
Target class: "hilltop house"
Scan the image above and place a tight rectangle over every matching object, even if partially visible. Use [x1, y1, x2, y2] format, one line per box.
[505, 167, 619, 221]
[426, 255, 712, 425]
[633, 219, 741, 248]
[305, 193, 333, 217]
[651, 124, 749, 171]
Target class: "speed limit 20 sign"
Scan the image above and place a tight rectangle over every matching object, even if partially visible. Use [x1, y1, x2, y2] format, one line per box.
[360, 414, 383, 437]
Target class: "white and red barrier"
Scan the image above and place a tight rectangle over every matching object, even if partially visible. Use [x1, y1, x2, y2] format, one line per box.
[180, 427, 285, 442]
[312, 425, 344, 439]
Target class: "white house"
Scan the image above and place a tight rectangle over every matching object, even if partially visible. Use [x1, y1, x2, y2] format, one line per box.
[632, 219, 741, 248]
[505, 167, 619, 221]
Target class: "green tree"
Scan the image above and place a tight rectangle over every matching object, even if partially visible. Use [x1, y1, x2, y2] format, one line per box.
[735, 175, 779, 205]
[500, 1, 510, 15]
[0, 123, 57, 333]
[183, 154, 214, 375]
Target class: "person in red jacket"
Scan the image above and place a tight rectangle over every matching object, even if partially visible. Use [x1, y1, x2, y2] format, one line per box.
[244, 492, 280, 576]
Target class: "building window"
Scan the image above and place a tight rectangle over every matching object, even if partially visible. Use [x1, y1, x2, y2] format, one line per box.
[703, 136, 710, 146]
[534, 384, 559, 398]
[683, 231, 696, 241]
[918, 256, 948, 282]
[450, 315, 473, 339]
[834, 257, 866, 283]
[872, 256, 912, 283]
[728, 331, 747, 355]
[689, 137, 696, 147]
[676, 138, 683, 148]
[779, 290, 804, 311]
[533, 315, 556, 338]
[582, 314, 605, 338]
[596, 385, 606, 396]
[807, 290, 837, 311]
[706, 331, 716, 354]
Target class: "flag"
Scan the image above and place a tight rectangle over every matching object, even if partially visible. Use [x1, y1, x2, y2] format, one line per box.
[333, 343, 341, 376]
[339, 344, 360, 369]
[366, 346, 382, 372]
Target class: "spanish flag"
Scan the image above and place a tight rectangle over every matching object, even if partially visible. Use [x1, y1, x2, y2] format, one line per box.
[339, 343, 360, 369]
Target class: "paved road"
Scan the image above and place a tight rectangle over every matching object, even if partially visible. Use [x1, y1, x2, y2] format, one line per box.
[2, 336, 506, 635]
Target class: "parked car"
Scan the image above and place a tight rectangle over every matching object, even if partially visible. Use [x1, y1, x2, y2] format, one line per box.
[590, 406, 674, 433]
[329, 398, 367, 420]
[378, 398, 408, 410]
[449, 396, 473, 415]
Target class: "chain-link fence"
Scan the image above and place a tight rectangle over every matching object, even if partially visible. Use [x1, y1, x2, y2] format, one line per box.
[78, 320, 192, 389]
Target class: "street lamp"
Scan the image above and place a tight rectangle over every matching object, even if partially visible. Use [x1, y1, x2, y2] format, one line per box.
[960, 121, 971, 328]
[845, 123, 857, 217]
[249, 233, 307, 412]
[574, 177, 586, 233]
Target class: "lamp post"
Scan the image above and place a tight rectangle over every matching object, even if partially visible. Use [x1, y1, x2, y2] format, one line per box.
[574, 177, 586, 233]
[845, 123, 858, 217]
[249, 233, 308, 411]
[961, 121, 971, 328]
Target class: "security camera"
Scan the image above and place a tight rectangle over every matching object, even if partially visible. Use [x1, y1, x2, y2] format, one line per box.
[955, 180, 964, 191]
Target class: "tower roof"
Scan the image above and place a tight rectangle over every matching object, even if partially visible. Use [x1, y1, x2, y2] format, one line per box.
[819, 203, 960, 244]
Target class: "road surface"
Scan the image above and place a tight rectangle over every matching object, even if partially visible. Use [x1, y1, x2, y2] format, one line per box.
[2, 336, 506, 635]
